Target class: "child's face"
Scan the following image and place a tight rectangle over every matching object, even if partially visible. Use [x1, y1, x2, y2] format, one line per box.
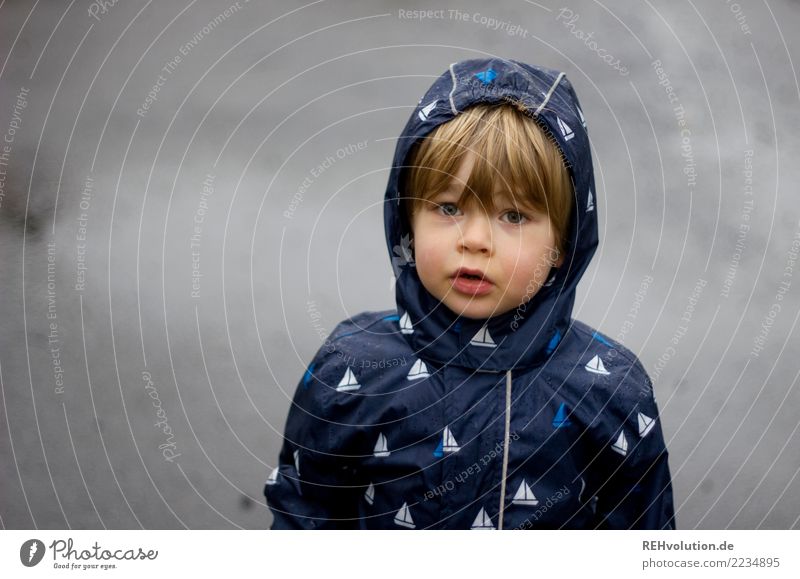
[410, 152, 564, 320]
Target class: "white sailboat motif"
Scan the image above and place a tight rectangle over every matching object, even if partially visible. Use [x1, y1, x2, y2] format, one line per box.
[364, 482, 375, 505]
[586, 188, 595, 212]
[442, 426, 460, 453]
[373, 432, 390, 457]
[470, 325, 497, 348]
[611, 430, 628, 456]
[585, 354, 610, 375]
[399, 311, 414, 334]
[406, 358, 430, 380]
[577, 105, 586, 128]
[471, 507, 495, 530]
[512, 480, 539, 506]
[544, 272, 557, 287]
[265, 467, 279, 486]
[638, 412, 655, 437]
[418, 100, 438, 121]
[293, 449, 301, 476]
[394, 502, 415, 528]
[336, 367, 361, 392]
[557, 116, 575, 141]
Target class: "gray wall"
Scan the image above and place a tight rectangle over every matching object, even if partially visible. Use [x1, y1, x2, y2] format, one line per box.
[0, 0, 798, 529]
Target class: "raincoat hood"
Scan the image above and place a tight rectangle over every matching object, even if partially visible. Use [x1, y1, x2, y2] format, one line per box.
[384, 58, 598, 371]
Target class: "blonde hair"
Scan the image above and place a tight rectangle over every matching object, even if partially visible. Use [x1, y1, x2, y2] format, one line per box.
[402, 103, 573, 256]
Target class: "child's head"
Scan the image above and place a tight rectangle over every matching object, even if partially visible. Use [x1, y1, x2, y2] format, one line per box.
[401, 103, 573, 320]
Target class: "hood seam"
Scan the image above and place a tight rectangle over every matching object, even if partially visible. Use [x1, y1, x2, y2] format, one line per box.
[534, 71, 566, 116]
[448, 62, 459, 114]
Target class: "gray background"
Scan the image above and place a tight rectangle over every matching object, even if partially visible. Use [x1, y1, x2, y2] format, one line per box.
[1, 0, 798, 530]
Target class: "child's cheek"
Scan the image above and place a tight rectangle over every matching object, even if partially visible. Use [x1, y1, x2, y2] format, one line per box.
[416, 244, 446, 284]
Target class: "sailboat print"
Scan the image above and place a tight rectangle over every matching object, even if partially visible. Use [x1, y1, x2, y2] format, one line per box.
[293, 449, 300, 476]
[394, 502, 415, 528]
[442, 426, 460, 453]
[557, 116, 574, 141]
[474, 68, 498, 85]
[373, 432, 390, 457]
[586, 188, 595, 212]
[399, 311, 414, 334]
[336, 367, 361, 392]
[552, 402, 572, 428]
[585, 354, 610, 375]
[364, 482, 375, 505]
[265, 467, 278, 486]
[545, 329, 561, 355]
[406, 358, 430, 380]
[471, 507, 495, 529]
[512, 480, 539, 506]
[638, 412, 655, 437]
[418, 100, 438, 121]
[469, 325, 497, 348]
[611, 430, 628, 456]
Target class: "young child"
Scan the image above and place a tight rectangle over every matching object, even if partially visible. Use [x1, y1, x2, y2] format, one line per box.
[265, 58, 675, 530]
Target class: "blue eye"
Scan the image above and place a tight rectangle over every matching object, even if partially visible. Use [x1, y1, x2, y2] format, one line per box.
[438, 202, 460, 216]
[503, 211, 527, 224]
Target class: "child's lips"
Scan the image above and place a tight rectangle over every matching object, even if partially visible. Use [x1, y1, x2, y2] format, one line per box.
[450, 269, 494, 296]
[452, 267, 492, 283]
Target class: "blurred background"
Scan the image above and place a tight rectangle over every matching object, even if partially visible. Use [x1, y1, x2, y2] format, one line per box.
[0, 0, 798, 529]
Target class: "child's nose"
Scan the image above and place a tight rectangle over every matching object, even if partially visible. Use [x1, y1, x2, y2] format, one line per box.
[458, 213, 492, 253]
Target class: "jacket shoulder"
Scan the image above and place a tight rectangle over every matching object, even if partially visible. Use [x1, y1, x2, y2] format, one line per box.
[324, 309, 410, 357]
[566, 318, 653, 396]
[300, 309, 411, 399]
[563, 319, 665, 466]
[327, 309, 400, 341]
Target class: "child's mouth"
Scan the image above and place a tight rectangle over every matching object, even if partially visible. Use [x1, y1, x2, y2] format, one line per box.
[451, 272, 494, 296]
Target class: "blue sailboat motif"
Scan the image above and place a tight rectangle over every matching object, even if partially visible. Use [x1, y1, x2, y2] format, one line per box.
[474, 68, 497, 84]
[545, 329, 562, 355]
[552, 402, 572, 428]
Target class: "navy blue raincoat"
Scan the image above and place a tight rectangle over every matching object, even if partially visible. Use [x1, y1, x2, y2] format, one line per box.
[265, 58, 675, 530]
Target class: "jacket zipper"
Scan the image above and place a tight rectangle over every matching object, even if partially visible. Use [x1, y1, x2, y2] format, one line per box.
[497, 368, 512, 530]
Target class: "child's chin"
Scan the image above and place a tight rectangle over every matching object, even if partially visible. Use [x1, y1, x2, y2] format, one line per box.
[444, 301, 506, 321]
